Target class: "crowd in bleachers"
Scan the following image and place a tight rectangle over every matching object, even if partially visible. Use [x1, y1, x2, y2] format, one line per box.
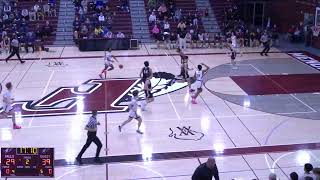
[147, 0, 212, 49]
[73, 0, 129, 43]
[0, 0, 56, 53]
[222, 3, 282, 49]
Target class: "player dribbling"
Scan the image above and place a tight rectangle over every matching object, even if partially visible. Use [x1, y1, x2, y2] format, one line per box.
[99, 48, 120, 79]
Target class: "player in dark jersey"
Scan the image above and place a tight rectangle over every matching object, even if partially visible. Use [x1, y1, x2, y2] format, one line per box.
[227, 44, 237, 69]
[140, 61, 154, 104]
[177, 48, 188, 79]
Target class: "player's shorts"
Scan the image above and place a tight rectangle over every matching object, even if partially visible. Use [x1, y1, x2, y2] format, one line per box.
[3, 104, 13, 113]
[191, 80, 202, 90]
[105, 63, 113, 69]
[129, 111, 141, 119]
[144, 90, 153, 98]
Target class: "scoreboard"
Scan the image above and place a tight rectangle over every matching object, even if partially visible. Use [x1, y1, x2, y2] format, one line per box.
[1, 148, 54, 178]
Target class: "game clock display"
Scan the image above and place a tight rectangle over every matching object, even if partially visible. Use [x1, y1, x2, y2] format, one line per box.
[1, 148, 54, 178]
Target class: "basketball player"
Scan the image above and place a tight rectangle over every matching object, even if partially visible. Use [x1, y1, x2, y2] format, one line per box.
[1, 82, 21, 129]
[190, 63, 209, 104]
[118, 90, 143, 134]
[177, 48, 190, 80]
[227, 44, 237, 69]
[99, 48, 119, 79]
[140, 61, 153, 103]
[76, 110, 102, 165]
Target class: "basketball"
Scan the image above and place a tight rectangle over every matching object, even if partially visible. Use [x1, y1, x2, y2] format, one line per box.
[119, 64, 124, 69]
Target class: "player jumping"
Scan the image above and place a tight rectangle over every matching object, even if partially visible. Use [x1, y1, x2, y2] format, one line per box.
[189, 63, 210, 104]
[1, 82, 22, 129]
[99, 48, 119, 79]
[118, 90, 143, 134]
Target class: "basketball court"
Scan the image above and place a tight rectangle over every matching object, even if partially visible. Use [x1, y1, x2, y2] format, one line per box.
[1, 45, 320, 179]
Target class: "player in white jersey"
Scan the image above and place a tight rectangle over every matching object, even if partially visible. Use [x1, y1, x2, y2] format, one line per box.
[118, 90, 143, 134]
[1, 82, 21, 129]
[231, 32, 242, 57]
[190, 63, 209, 104]
[99, 48, 119, 79]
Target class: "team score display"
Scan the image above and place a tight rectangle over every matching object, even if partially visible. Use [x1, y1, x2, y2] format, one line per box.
[1, 148, 54, 178]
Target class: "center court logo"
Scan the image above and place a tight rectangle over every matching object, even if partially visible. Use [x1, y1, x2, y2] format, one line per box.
[0, 72, 187, 117]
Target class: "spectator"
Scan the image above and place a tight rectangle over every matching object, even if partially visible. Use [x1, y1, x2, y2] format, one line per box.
[191, 29, 198, 48]
[35, 24, 43, 39]
[158, 3, 168, 18]
[174, 9, 182, 22]
[80, 25, 89, 38]
[193, 13, 198, 28]
[50, 3, 57, 17]
[19, 18, 28, 34]
[163, 21, 170, 33]
[290, 172, 299, 180]
[119, 0, 130, 12]
[74, 30, 79, 43]
[198, 31, 204, 47]
[204, 8, 209, 17]
[73, 17, 81, 31]
[204, 32, 210, 47]
[300, 163, 317, 180]
[151, 23, 160, 40]
[116, 32, 125, 38]
[104, 31, 113, 38]
[36, 6, 45, 20]
[21, 9, 29, 20]
[271, 24, 279, 46]
[149, 11, 157, 24]
[147, 0, 156, 10]
[177, 21, 186, 34]
[178, 30, 187, 50]
[168, 4, 175, 18]
[4, 3, 11, 13]
[169, 32, 177, 49]
[2, 35, 10, 54]
[94, 26, 104, 38]
[25, 31, 35, 53]
[29, 9, 37, 21]
[98, 12, 105, 23]
[192, 157, 219, 180]
[42, 21, 53, 37]
[43, 3, 50, 16]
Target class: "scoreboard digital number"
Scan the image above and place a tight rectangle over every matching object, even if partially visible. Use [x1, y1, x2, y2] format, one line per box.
[1, 148, 54, 178]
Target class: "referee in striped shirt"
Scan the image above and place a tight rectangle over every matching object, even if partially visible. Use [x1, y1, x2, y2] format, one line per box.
[5, 35, 25, 64]
[76, 110, 103, 165]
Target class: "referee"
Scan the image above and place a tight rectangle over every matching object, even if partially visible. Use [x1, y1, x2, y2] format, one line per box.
[260, 31, 270, 56]
[5, 35, 25, 64]
[76, 110, 103, 165]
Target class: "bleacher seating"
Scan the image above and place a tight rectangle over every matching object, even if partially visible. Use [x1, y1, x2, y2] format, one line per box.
[17, 0, 60, 45]
[209, 0, 233, 28]
[74, 0, 132, 39]
[144, 0, 205, 37]
[108, 0, 132, 37]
